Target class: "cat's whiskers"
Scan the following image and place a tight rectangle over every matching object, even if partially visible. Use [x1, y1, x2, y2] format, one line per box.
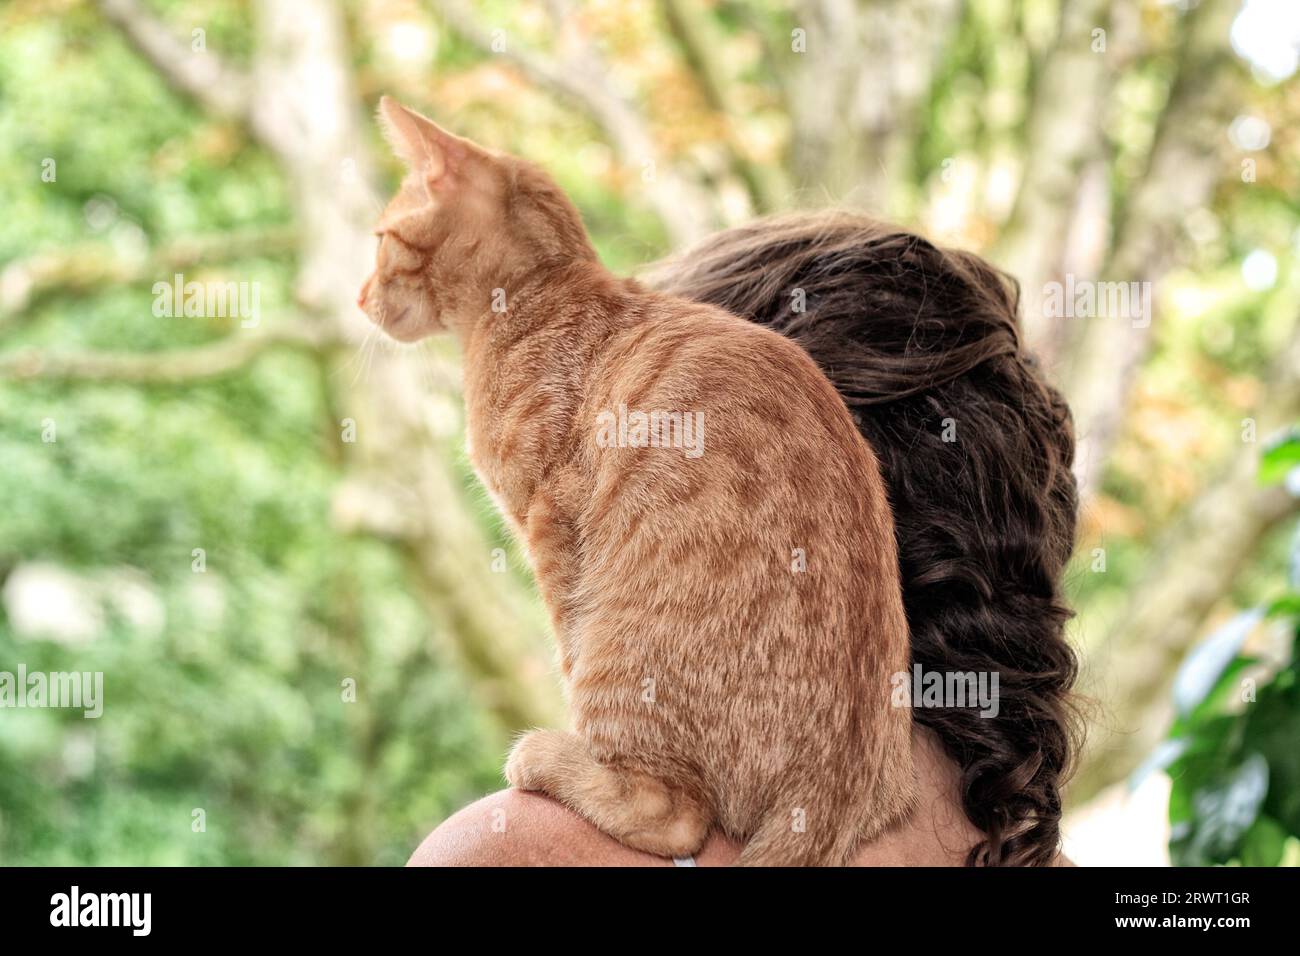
[349, 321, 383, 386]
[337, 322, 370, 380]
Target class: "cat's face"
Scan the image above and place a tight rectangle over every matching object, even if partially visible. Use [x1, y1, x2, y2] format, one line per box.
[359, 97, 593, 342]
[357, 97, 508, 341]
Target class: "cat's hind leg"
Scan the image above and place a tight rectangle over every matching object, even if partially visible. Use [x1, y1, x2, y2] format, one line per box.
[505, 729, 709, 859]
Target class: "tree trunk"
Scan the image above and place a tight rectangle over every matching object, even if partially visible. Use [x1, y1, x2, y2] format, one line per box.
[249, 0, 563, 732]
[1070, 318, 1300, 804]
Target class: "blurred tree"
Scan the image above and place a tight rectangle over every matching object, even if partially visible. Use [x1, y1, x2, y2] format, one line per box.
[2, 0, 1298, 861]
[1156, 431, 1300, 865]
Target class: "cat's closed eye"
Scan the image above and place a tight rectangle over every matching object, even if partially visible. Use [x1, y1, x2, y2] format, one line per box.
[373, 232, 391, 268]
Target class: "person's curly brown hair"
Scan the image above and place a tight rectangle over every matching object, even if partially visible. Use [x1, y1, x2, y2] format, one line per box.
[648, 211, 1082, 866]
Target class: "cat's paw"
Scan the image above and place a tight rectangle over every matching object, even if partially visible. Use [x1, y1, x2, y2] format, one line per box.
[504, 729, 561, 792]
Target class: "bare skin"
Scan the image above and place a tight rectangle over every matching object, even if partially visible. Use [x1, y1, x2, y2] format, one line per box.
[409, 727, 1075, 866]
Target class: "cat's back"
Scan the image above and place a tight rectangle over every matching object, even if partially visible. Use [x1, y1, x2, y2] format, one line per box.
[587, 291, 884, 491]
[571, 288, 912, 835]
[605, 293, 833, 399]
[577, 289, 900, 600]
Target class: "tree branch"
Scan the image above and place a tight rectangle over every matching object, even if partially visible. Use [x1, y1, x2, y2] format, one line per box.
[657, 0, 783, 212]
[0, 227, 298, 326]
[96, 0, 253, 120]
[97, 0, 562, 733]
[255, 0, 561, 732]
[96, 0, 295, 159]
[995, 0, 1114, 352]
[1064, 0, 1242, 505]
[1070, 315, 1300, 805]
[426, 0, 714, 244]
[0, 320, 330, 385]
[786, 0, 869, 198]
[785, 0, 960, 212]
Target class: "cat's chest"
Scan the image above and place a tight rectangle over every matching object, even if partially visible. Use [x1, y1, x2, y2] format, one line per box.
[461, 388, 541, 525]
[463, 370, 575, 462]
[460, 331, 590, 520]
[462, 420, 505, 495]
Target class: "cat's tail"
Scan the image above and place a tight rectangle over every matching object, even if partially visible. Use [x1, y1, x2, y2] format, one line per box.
[738, 806, 868, 868]
[735, 782, 912, 867]
[735, 812, 856, 867]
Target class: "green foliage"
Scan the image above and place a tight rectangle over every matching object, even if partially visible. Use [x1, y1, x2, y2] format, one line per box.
[0, 355, 505, 863]
[0, 5, 501, 865]
[1163, 429, 1300, 866]
[1260, 428, 1300, 487]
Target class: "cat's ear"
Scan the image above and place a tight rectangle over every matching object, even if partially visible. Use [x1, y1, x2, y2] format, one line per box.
[378, 96, 480, 193]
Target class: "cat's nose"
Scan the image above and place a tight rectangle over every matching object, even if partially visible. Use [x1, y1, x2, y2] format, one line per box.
[356, 278, 371, 309]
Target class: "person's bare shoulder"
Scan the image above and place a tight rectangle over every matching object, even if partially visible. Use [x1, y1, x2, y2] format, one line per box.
[407, 789, 675, 867]
[407, 760, 1074, 866]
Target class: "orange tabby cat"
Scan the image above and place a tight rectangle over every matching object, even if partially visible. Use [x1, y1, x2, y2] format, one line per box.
[360, 97, 916, 865]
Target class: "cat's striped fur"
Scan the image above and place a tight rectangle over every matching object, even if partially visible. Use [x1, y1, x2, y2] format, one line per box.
[360, 97, 916, 865]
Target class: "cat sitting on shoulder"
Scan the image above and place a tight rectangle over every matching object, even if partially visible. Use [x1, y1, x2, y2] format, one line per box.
[358, 96, 916, 866]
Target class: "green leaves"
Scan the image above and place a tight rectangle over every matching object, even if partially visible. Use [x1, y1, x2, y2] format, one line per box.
[1176, 754, 1268, 865]
[1163, 422, 1300, 866]
[1171, 611, 1261, 718]
[1165, 635, 1300, 866]
[1258, 427, 1300, 488]
[0, 14, 501, 864]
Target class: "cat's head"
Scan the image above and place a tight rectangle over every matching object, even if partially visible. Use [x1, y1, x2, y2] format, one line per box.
[358, 96, 595, 342]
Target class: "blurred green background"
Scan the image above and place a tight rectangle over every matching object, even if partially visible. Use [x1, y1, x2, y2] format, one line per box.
[1, 0, 1298, 865]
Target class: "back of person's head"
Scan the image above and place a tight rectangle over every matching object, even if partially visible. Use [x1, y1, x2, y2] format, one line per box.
[648, 211, 1081, 866]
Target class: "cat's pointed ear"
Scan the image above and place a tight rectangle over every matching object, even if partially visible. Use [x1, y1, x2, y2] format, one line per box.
[378, 96, 479, 191]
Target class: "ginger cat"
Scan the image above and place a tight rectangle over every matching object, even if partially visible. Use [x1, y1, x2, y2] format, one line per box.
[360, 97, 916, 865]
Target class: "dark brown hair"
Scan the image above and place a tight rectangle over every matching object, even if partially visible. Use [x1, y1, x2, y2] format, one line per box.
[648, 211, 1081, 866]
